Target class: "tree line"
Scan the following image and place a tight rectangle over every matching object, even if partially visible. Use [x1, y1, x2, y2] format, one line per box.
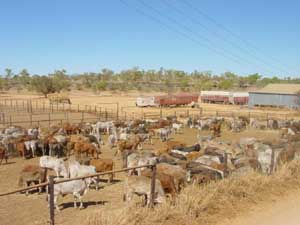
[0, 67, 299, 97]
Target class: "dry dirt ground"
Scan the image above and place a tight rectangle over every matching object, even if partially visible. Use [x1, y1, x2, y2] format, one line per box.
[0, 127, 280, 225]
[220, 189, 300, 225]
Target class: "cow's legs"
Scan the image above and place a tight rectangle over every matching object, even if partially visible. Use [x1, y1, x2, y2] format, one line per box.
[108, 173, 113, 184]
[73, 194, 78, 208]
[49, 144, 52, 157]
[38, 179, 42, 194]
[54, 195, 60, 211]
[32, 145, 36, 157]
[74, 193, 83, 209]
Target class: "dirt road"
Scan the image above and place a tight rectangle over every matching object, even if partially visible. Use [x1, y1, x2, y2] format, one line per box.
[221, 189, 300, 225]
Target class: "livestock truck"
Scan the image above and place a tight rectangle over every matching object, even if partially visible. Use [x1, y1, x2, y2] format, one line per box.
[200, 91, 249, 105]
[136, 93, 199, 107]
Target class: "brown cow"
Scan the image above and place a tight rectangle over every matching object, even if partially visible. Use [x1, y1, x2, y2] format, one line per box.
[90, 158, 114, 183]
[62, 122, 81, 135]
[0, 146, 8, 165]
[18, 165, 45, 195]
[73, 141, 100, 158]
[141, 169, 177, 201]
[210, 122, 222, 137]
[116, 135, 142, 156]
[16, 142, 27, 158]
[156, 163, 187, 192]
[154, 141, 187, 156]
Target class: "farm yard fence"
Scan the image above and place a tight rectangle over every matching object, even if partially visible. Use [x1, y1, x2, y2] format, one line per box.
[0, 98, 297, 127]
[0, 164, 157, 225]
[0, 99, 116, 117]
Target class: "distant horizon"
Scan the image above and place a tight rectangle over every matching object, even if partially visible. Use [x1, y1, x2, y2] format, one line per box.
[0, 67, 299, 79]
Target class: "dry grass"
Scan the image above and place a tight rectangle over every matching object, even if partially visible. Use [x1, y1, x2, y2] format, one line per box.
[84, 160, 300, 225]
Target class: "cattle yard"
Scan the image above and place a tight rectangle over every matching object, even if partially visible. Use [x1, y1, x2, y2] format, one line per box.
[0, 91, 300, 225]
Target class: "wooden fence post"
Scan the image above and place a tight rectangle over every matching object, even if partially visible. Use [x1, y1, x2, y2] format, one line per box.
[30, 114, 32, 126]
[149, 164, 157, 208]
[48, 176, 55, 225]
[269, 149, 275, 175]
[105, 109, 108, 121]
[160, 108, 162, 118]
[81, 112, 84, 123]
[48, 114, 51, 127]
[9, 115, 12, 126]
[116, 103, 119, 121]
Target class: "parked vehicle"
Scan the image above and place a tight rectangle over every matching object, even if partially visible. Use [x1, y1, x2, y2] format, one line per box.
[136, 93, 199, 107]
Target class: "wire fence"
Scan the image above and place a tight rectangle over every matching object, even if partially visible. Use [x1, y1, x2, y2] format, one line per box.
[0, 98, 297, 127]
[0, 164, 157, 225]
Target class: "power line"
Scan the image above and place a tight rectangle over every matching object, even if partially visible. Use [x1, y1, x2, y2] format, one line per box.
[161, 0, 290, 75]
[118, 0, 249, 72]
[180, 0, 293, 75]
[136, 0, 276, 75]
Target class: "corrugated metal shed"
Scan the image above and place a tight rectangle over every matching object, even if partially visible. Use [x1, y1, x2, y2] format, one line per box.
[249, 84, 300, 109]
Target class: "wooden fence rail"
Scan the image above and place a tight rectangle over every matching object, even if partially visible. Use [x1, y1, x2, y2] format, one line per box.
[0, 163, 157, 225]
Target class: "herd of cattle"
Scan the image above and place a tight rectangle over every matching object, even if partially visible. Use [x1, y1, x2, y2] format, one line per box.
[0, 115, 300, 211]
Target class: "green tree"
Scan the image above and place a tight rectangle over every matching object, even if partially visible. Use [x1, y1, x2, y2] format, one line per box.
[30, 76, 56, 97]
[246, 73, 261, 85]
[219, 79, 234, 90]
[18, 69, 31, 88]
[180, 79, 189, 91]
[49, 69, 71, 92]
[94, 80, 108, 92]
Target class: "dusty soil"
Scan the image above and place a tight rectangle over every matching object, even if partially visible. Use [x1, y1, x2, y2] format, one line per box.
[0, 127, 280, 225]
[220, 188, 300, 225]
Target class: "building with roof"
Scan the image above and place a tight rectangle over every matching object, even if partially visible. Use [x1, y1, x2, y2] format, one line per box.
[249, 84, 300, 109]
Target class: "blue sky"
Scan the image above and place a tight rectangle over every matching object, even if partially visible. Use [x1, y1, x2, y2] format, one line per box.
[0, 0, 299, 77]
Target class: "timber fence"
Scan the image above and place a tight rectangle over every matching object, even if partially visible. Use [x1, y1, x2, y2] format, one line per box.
[0, 98, 297, 127]
[0, 164, 157, 225]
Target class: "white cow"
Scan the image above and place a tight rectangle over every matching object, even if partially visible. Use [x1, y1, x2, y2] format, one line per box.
[137, 156, 158, 176]
[158, 128, 172, 142]
[40, 156, 68, 177]
[172, 123, 183, 134]
[124, 176, 166, 206]
[119, 132, 130, 141]
[94, 121, 114, 135]
[24, 140, 39, 157]
[48, 179, 90, 211]
[68, 160, 98, 190]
